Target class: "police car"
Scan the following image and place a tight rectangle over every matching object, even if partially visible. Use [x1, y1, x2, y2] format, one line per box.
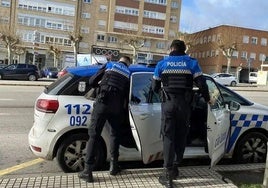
[28, 63, 268, 173]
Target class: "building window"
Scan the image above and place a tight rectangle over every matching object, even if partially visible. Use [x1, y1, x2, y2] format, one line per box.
[99, 5, 107, 12]
[97, 34, 105, 41]
[211, 50, 215, 57]
[212, 35, 216, 42]
[114, 21, 138, 31]
[203, 36, 207, 44]
[251, 37, 258, 45]
[202, 52, 205, 58]
[1, 1, 10, 7]
[169, 30, 176, 37]
[98, 20, 106, 27]
[261, 38, 267, 46]
[259, 54, 266, 62]
[200, 37, 203, 44]
[81, 13, 90, 19]
[81, 27, 89, 33]
[144, 41, 151, 48]
[171, 1, 179, 8]
[143, 25, 164, 35]
[243, 35, 249, 43]
[0, 17, 9, 24]
[232, 51, 238, 58]
[145, 0, 167, 6]
[250, 52, 256, 60]
[84, 0, 91, 3]
[156, 42, 165, 49]
[115, 6, 139, 16]
[108, 36, 118, 43]
[241, 51, 247, 59]
[170, 16, 177, 23]
[208, 36, 212, 43]
[144, 10, 166, 20]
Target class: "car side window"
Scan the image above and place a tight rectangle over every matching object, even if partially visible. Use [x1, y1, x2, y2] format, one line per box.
[131, 73, 160, 104]
[62, 76, 91, 96]
[205, 78, 224, 110]
[17, 64, 26, 69]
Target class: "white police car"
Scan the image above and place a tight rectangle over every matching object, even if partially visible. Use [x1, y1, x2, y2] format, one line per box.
[28, 63, 268, 173]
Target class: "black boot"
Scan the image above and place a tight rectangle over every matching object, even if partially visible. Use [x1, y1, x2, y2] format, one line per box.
[171, 164, 179, 180]
[78, 164, 94, 182]
[109, 158, 121, 176]
[158, 168, 173, 188]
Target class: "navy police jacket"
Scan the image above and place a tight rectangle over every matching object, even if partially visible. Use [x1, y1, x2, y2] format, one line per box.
[152, 51, 210, 102]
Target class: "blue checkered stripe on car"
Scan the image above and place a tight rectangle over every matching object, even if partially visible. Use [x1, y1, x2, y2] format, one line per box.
[227, 113, 268, 152]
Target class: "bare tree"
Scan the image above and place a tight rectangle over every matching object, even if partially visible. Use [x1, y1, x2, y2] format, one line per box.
[12, 46, 26, 63]
[177, 26, 242, 73]
[69, 33, 82, 67]
[49, 45, 62, 67]
[216, 30, 241, 73]
[0, 31, 20, 64]
[121, 35, 146, 64]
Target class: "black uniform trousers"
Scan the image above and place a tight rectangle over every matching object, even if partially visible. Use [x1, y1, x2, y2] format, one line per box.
[161, 93, 191, 168]
[85, 90, 124, 166]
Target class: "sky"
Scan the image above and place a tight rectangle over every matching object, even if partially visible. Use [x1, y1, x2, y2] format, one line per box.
[179, 0, 268, 33]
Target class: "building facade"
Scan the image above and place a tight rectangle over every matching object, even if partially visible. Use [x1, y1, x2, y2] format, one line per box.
[0, 0, 181, 69]
[188, 25, 268, 81]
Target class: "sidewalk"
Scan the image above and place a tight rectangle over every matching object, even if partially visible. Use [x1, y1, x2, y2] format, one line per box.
[0, 163, 265, 188]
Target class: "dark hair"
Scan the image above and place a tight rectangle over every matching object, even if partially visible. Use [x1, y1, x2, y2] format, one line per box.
[120, 56, 131, 63]
[170, 40, 186, 52]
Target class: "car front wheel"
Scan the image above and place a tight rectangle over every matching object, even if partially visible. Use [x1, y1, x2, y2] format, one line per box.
[56, 133, 107, 173]
[230, 81, 237, 87]
[28, 74, 37, 81]
[233, 132, 267, 163]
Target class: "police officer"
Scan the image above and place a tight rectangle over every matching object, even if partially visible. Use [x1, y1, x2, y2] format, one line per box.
[78, 56, 131, 183]
[152, 40, 211, 188]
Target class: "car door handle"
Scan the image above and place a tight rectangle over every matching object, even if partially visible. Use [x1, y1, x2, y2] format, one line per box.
[140, 113, 149, 120]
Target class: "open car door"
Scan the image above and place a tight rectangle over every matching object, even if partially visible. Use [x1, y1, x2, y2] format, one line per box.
[129, 72, 163, 164]
[205, 77, 231, 167]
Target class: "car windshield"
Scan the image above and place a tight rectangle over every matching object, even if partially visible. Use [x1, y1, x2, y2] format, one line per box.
[217, 83, 253, 106]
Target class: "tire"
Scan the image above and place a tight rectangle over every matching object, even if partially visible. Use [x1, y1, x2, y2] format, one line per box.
[230, 81, 237, 87]
[28, 74, 37, 81]
[0, 74, 2, 80]
[56, 133, 107, 173]
[233, 132, 267, 163]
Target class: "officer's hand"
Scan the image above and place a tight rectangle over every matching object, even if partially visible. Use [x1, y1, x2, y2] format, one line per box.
[208, 98, 216, 105]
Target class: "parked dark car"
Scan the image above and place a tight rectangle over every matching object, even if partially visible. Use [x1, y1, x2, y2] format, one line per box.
[0, 63, 40, 81]
[41, 67, 59, 78]
[0, 63, 7, 69]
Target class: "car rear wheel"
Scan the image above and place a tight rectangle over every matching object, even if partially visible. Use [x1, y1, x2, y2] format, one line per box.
[28, 74, 37, 81]
[56, 133, 107, 173]
[230, 81, 237, 87]
[233, 132, 267, 163]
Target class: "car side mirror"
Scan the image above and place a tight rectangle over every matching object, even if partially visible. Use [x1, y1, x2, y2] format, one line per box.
[227, 101, 240, 111]
[78, 81, 86, 92]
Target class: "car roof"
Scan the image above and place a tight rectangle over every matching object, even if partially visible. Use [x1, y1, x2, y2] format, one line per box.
[66, 62, 156, 77]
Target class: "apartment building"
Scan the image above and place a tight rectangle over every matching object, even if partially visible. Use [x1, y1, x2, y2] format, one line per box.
[0, 0, 181, 68]
[188, 25, 268, 82]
